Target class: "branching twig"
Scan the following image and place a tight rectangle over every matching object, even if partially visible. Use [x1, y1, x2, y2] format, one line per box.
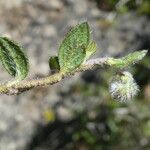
[0, 57, 108, 95]
[0, 21, 148, 96]
[0, 49, 147, 95]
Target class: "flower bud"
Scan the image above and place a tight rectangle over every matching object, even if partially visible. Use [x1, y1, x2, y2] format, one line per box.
[109, 71, 139, 103]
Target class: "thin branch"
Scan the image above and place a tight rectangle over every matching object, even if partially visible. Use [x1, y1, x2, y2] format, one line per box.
[0, 57, 108, 95]
[0, 49, 147, 95]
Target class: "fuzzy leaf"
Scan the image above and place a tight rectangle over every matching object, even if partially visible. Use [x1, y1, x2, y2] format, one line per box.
[84, 41, 96, 61]
[107, 50, 148, 69]
[49, 56, 60, 71]
[58, 22, 90, 73]
[0, 37, 29, 80]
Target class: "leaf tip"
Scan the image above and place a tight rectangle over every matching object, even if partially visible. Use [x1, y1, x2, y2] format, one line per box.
[134, 49, 148, 62]
[140, 49, 148, 58]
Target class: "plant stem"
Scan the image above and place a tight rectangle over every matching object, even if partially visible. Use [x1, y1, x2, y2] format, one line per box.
[0, 57, 108, 95]
[0, 50, 147, 95]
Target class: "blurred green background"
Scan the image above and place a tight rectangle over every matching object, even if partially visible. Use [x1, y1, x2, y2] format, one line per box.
[0, 0, 149, 150]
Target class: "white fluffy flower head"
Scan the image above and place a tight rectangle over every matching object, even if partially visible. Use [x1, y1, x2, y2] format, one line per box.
[109, 71, 139, 103]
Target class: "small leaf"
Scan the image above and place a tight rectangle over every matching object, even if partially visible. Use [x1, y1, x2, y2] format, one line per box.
[84, 41, 96, 61]
[107, 50, 148, 69]
[123, 50, 148, 64]
[49, 56, 60, 71]
[0, 37, 29, 80]
[58, 22, 90, 73]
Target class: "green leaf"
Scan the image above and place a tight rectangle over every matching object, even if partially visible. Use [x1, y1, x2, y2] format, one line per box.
[107, 50, 148, 69]
[58, 22, 90, 73]
[84, 41, 96, 61]
[49, 56, 60, 71]
[0, 37, 29, 80]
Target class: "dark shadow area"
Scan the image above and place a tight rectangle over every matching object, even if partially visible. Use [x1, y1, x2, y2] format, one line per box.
[26, 106, 111, 150]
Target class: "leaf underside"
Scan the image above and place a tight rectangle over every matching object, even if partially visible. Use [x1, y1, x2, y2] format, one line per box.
[58, 22, 90, 73]
[0, 37, 28, 80]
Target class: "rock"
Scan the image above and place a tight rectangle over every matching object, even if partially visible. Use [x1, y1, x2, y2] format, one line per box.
[57, 106, 74, 121]
[0, 0, 23, 9]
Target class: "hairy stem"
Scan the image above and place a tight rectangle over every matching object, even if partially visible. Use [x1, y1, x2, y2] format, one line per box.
[0, 50, 147, 95]
[0, 57, 108, 95]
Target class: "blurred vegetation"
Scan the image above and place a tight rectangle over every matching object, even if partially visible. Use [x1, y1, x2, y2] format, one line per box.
[93, 0, 150, 15]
